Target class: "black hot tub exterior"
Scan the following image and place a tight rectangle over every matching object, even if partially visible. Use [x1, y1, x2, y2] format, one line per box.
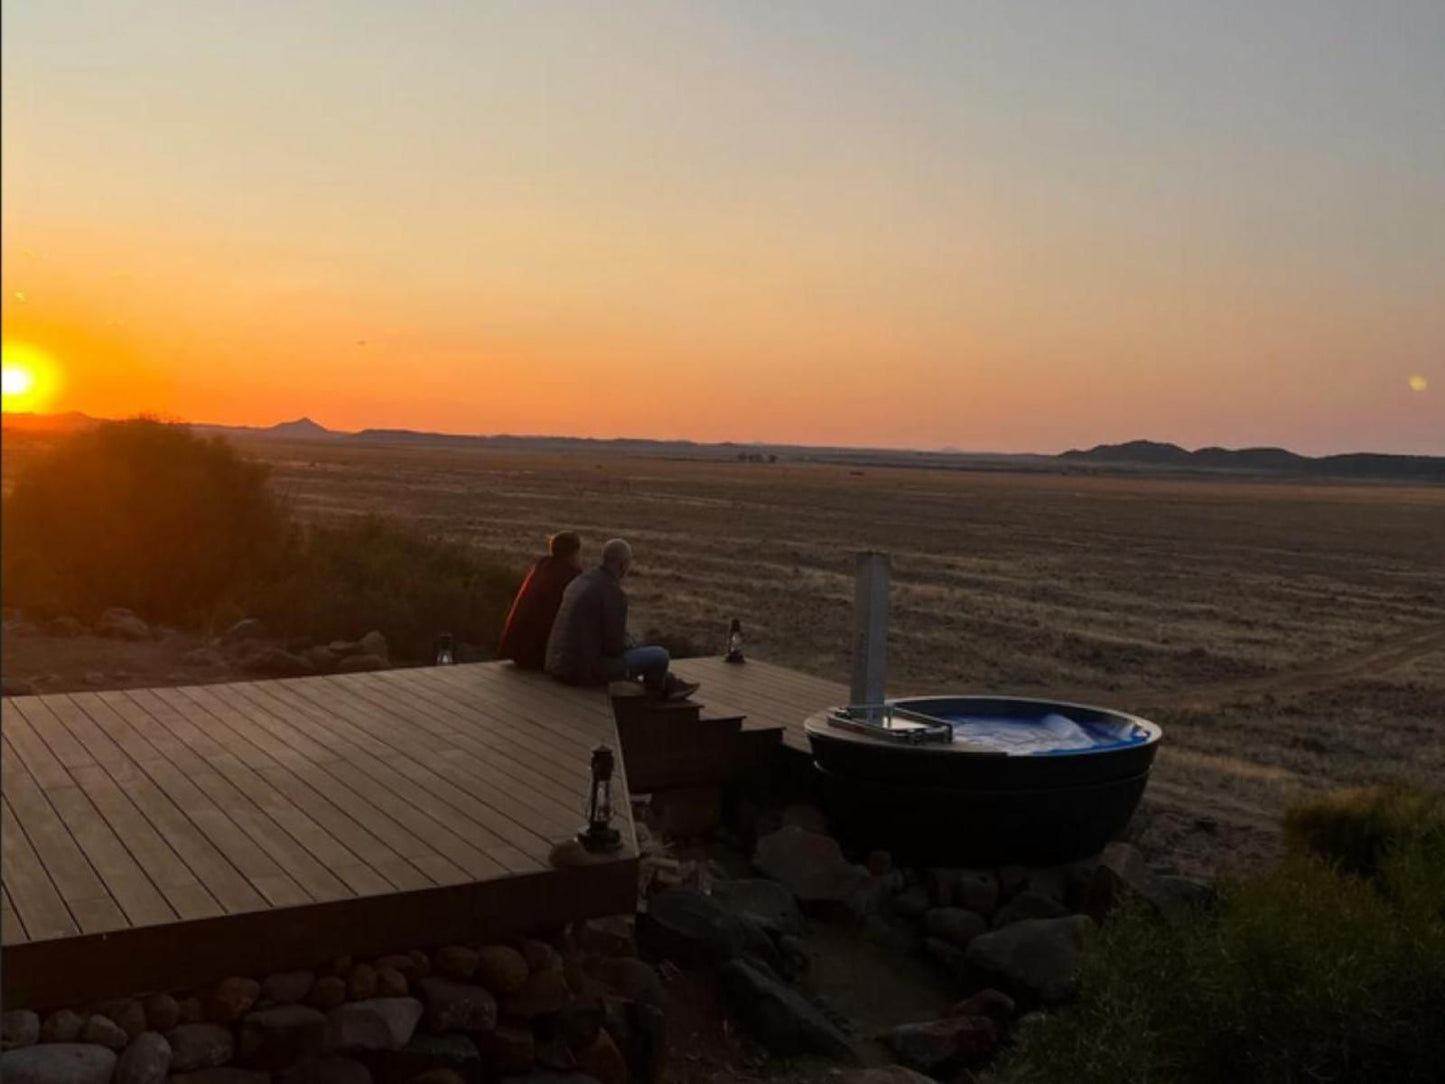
[805, 695, 1162, 866]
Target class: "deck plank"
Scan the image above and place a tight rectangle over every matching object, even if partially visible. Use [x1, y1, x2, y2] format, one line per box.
[1, 797, 81, 942]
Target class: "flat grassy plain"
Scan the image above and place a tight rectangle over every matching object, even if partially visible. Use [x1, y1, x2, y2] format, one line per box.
[6, 431, 1443, 875]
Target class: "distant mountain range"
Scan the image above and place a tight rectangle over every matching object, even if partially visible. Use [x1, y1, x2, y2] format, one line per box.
[4, 412, 1442, 483]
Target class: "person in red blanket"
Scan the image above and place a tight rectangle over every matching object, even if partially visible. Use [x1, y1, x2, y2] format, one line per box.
[497, 531, 583, 670]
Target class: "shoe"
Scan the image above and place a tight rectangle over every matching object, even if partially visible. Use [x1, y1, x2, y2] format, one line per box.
[662, 677, 701, 701]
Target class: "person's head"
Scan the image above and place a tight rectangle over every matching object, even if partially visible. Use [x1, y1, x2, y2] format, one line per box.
[549, 531, 582, 570]
[601, 538, 633, 580]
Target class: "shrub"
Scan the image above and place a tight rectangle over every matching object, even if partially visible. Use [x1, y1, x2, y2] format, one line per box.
[253, 516, 519, 661]
[994, 785, 1445, 1084]
[1283, 783, 1445, 878]
[1, 419, 290, 625]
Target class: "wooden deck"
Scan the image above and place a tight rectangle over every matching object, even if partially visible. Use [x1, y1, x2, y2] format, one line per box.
[0, 656, 844, 1008]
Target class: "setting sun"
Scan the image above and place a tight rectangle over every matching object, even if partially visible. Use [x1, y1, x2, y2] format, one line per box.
[0, 341, 61, 412]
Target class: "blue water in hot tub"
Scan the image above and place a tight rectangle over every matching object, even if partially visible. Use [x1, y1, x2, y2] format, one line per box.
[938, 712, 1149, 756]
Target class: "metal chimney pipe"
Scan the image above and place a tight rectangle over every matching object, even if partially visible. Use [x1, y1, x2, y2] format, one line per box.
[850, 551, 890, 710]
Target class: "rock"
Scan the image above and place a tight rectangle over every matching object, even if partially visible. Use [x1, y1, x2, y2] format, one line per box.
[2, 1009, 40, 1050]
[141, 993, 180, 1033]
[83, 670, 107, 686]
[752, 826, 873, 911]
[347, 963, 380, 1001]
[183, 647, 227, 668]
[575, 1029, 628, 1084]
[80, 1014, 129, 1050]
[417, 977, 497, 1033]
[167, 1023, 236, 1072]
[375, 967, 408, 998]
[922, 937, 968, 980]
[323, 998, 423, 1053]
[954, 872, 1001, 918]
[2, 676, 37, 696]
[46, 615, 87, 637]
[241, 647, 315, 678]
[709, 878, 803, 935]
[1152, 875, 1218, 920]
[408, 1072, 465, 1084]
[992, 890, 1071, 928]
[496, 1075, 601, 1084]
[886, 1016, 997, 1071]
[945, 988, 1016, 1028]
[278, 1056, 370, 1084]
[375, 954, 422, 982]
[359, 630, 389, 660]
[892, 883, 931, 919]
[93, 997, 147, 1040]
[965, 915, 1093, 1007]
[503, 967, 571, 1019]
[170, 1070, 273, 1084]
[209, 977, 262, 1024]
[0, 1043, 118, 1084]
[114, 1031, 171, 1084]
[178, 998, 206, 1026]
[220, 619, 268, 647]
[309, 977, 348, 1010]
[373, 1033, 481, 1083]
[717, 959, 855, 1061]
[638, 887, 748, 966]
[41, 1009, 86, 1043]
[522, 939, 562, 973]
[921, 907, 988, 948]
[842, 1069, 938, 1084]
[997, 865, 1029, 900]
[478, 1024, 535, 1075]
[304, 646, 339, 674]
[469, 945, 528, 996]
[433, 945, 479, 981]
[262, 971, 315, 1006]
[1082, 841, 1154, 920]
[335, 653, 388, 674]
[590, 958, 665, 1011]
[239, 1005, 326, 1069]
[780, 803, 828, 833]
[98, 607, 151, 640]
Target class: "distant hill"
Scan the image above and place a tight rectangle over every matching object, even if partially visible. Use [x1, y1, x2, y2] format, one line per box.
[263, 416, 335, 439]
[0, 410, 99, 435]
[1062, 441, 1445, 482]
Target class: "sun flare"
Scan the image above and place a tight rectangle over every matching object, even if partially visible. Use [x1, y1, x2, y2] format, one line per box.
[0, 341, 62, 412]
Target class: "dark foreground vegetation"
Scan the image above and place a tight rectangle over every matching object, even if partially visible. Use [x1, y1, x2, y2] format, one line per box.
[995, 784, 1445, 1084]
[1, 419, 518, 660]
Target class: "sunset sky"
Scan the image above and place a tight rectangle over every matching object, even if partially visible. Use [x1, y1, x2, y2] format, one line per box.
[2, 2, 1442, 454]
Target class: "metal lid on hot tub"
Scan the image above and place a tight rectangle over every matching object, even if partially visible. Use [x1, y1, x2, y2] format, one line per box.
[822, 703, 954, 745]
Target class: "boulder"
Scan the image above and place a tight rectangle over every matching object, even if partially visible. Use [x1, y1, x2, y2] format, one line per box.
[80, 1014, 128, 1050]
[167, 1024, 236, 1072]
[209, 976, 262, 1023]
[928, 869, 999, 917]
[780, 803, 828, 833]
[42, 1009, 86, 1043]
[575, 1029, 628, 1084]
[752, 826, 873, 911]
[241, 648, 315, 679]
[372, 1033, 481, 1083]
[98, 608, 151, 640]
[892, 884, 931, 919]
[114, 1031, 171, 1084]
[141, 993, 181, 1032]
[477, 1025, 535, 1075]
[309, 976, 348, 1010]
[184, 646, 227, 668]
[347, 963, 380, 1001]
[1083, 842, 1214, 924]
[359, 630, 389, 660]
[638, 887, 747, 966]
[262, 971, 316, 1006]
[996, 865, 1030, 901]
[220, 619, 269, 647]
[323, 998, 424, 1053]
[921, 907, 988, 948]
[335, 653, 388, 674]
[716, 959, 855, 1061]
[418, 978, 498, 1033]
[375, 967, 408, 998]
[375, 954, 423, 982]
[886, 1016, 997, 1071]
[944, 988, 1016, 1029]
[522, 939, 562, 973]
[277, 1057, 370, 1084]
[991, 890, 1071, 928]
[2, 1009, 40, 1050]
[305, 646, 339, 674]
[574, 915, 636, 958]
[169, 1070, 272, 1084]
[922, 937, 968, 981]
[433, 945, 479, 981]
[0, 1043, 118, 1084]
[178, 998, 206, 1025]
[474, 945, 529, 996]
[589, 957, 665, 1011]
[239, 1005, 326, 1069]
[709, 878, 803, 935]
[964, 915, 1093, 1007]
[502, 967, 571, 1019]
[92, 998, 147, 1040]
[46, 616, 87, 637]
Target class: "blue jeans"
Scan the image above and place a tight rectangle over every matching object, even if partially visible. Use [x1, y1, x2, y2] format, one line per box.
[604, 645, 671, 690]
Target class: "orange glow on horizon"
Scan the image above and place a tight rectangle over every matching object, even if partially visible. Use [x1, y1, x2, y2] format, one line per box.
[0, 341, 63, 413]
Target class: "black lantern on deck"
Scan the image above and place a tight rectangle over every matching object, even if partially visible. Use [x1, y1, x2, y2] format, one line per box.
[434, 632, 454, 666]
[579, 744, 622, 853]
[725, 618, 745, 664]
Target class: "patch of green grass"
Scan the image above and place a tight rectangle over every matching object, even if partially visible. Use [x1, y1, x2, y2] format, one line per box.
[994, 785, 1445, 1084]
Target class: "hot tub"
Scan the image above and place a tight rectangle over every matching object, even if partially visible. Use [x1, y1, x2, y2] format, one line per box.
[805, 696, 1162, 866]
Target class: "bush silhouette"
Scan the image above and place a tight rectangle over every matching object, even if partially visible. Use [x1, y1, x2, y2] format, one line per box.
[2, 419, 291, 625]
